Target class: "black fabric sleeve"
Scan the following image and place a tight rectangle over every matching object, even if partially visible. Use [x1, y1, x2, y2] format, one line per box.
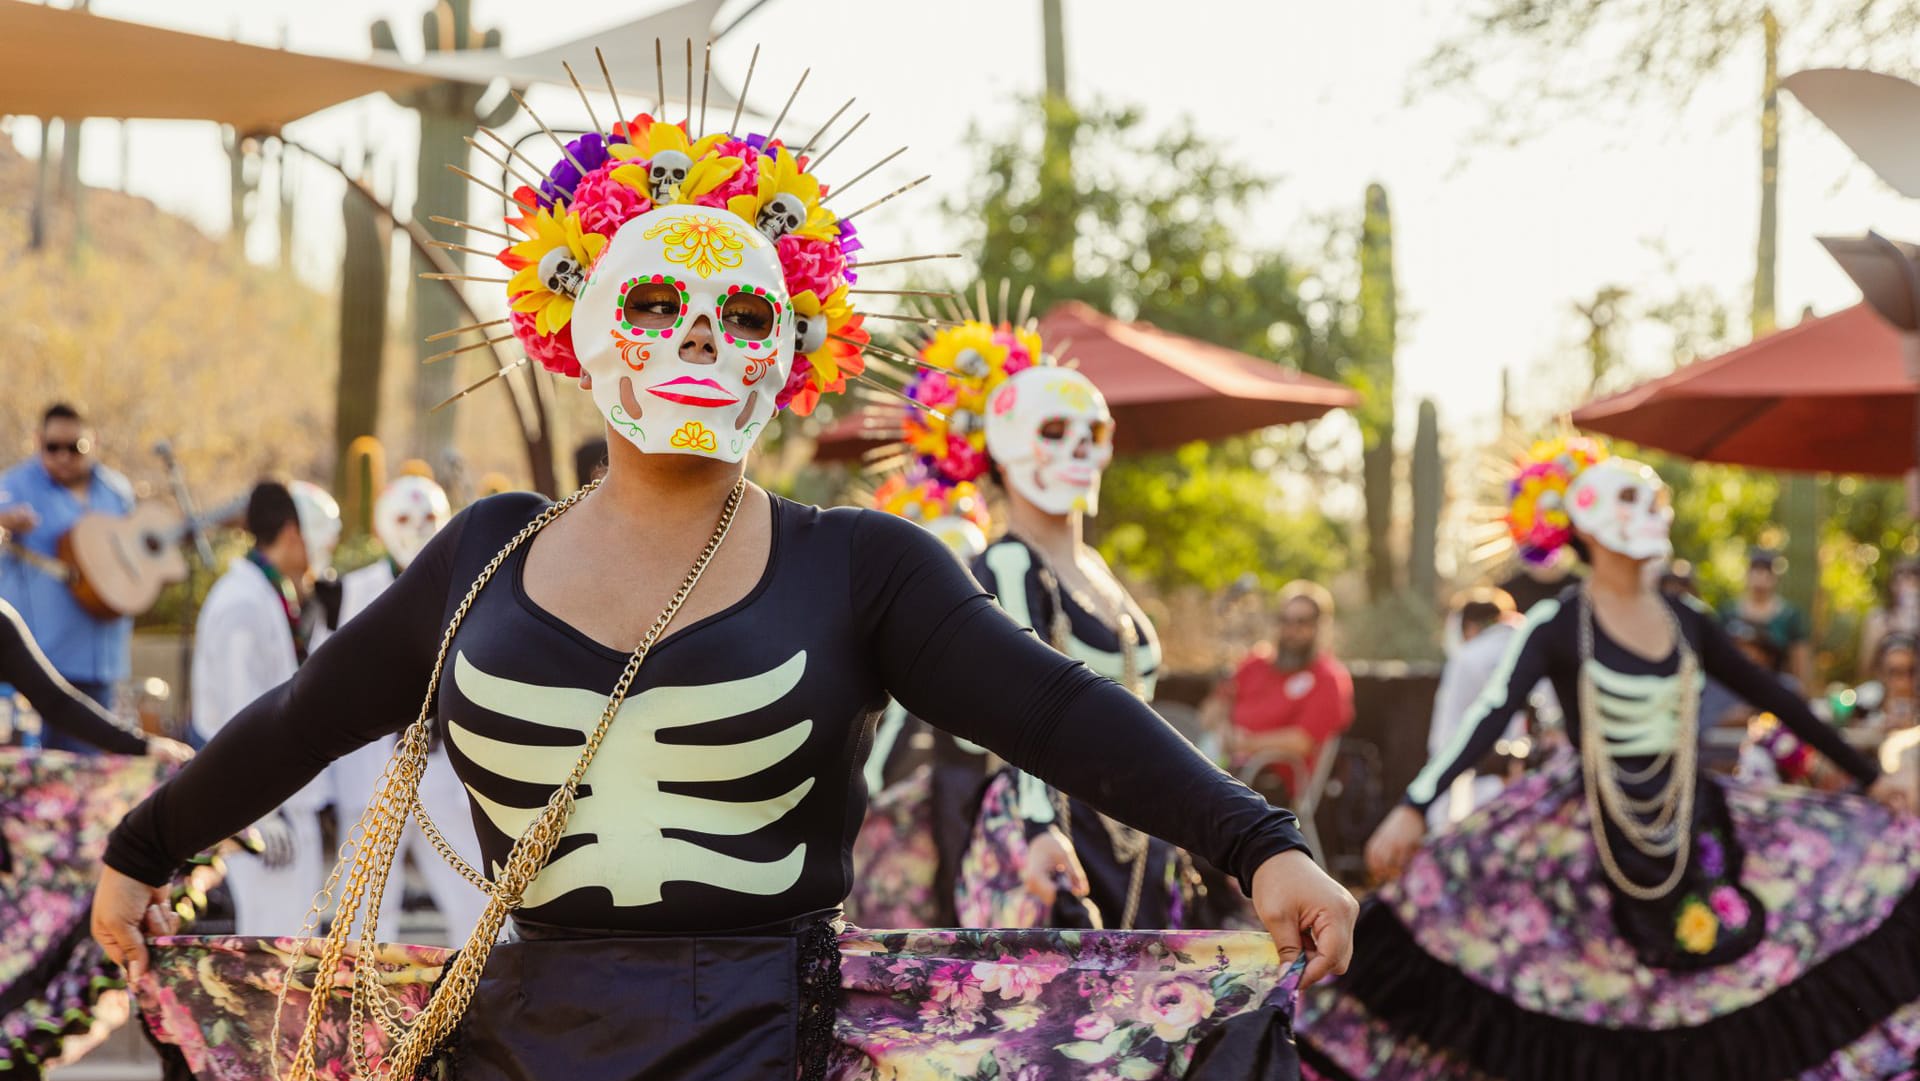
[852, 512, 1309, 892]
[1687, 597, 1880, 786]
[105, 497, 537, 886]
[0, 599, 148, 755]
[1403, 597, 1560, 812]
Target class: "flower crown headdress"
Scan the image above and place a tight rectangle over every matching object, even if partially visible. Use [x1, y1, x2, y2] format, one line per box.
[424, 41, 962, 417]
[1505, 434, 1611, 564]
[854, 280, 1064, 487]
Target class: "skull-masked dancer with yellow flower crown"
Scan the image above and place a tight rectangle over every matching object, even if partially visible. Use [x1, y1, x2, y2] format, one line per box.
[88, 43, 1356, 1081]
[843, 300, 1253, 937]
[1296, 436, 1920, 1081]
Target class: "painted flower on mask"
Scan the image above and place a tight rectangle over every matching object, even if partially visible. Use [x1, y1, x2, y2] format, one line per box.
[668, 421, 718, 453]
[641, 214, 748, 279]
[505, 205, 607, 335]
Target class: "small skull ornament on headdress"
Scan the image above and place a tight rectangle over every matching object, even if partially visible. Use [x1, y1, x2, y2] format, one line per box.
[756, 192, 808, 241]
[537, 247, 588, 299]
[647, 150, 694, 203]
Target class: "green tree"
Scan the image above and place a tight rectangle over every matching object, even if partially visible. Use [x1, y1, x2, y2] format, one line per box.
[957, 100, 1357, 595]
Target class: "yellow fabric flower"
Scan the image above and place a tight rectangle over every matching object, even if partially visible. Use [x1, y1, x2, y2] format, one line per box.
[505, 208, 607, 336]
[725, 146, 839, 241]
[1675, 898, 1718, 955]
[608, 116, 741, 204]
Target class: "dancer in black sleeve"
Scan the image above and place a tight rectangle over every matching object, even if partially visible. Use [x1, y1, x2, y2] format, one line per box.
[91, 65, 1352, 1081]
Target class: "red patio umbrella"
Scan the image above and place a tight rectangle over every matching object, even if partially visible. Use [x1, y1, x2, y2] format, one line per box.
[1571, 304, 1913, 476]
[814, 301, 1359, 461]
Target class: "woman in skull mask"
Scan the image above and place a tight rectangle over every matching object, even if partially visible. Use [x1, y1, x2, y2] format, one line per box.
[1297, 437, 1920, 1081]
[90, 60, 1350, 1081]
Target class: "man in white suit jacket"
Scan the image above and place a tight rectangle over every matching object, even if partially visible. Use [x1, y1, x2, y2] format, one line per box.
[192, 482, 334, 936]
[311, 475, 485, 946]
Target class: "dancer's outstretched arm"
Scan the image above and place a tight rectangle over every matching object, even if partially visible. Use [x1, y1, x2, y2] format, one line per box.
[0, 598, 153, 755]
[1684, 596, 1894, 800]
[853, 513, 1355, 984]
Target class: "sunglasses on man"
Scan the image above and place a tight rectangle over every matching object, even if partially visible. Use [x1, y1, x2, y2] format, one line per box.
[43, 439, 90, 457]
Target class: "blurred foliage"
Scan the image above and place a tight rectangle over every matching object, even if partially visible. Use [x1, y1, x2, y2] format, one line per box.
[1098, 442, 1348, 593]
[957, 99, 1359, 598]
[1418, 0, 1920, 144]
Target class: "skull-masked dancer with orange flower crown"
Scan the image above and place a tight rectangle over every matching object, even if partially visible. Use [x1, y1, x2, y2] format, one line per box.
[1295, 437, 1920, 1081]
[89, 43, 1354, 1081]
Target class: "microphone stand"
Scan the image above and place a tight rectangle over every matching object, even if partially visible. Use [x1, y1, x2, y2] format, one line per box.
[153, 441, 213, 742]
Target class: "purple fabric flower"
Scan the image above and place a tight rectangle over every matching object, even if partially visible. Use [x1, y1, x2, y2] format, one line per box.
[1697, 832, 1726, 878]
[540, 132, 621, 205]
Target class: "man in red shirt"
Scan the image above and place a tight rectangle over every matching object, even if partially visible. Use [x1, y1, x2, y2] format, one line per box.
[1211, 581, 1355, 801]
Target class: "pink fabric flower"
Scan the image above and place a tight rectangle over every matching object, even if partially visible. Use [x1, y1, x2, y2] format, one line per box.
[912, 371, 958, 411]
[973, 961, 1047, 1003]
[777, 234, 848, 304]
[511, 310, 582, 378]
[927, 962, 984, 1010]
[570, 161, 650, 238]
[705, 139, 763, 207]
[1073, 1013, 1116, 1041]
[1710, 885, 1751, 929]
[776, 356, 816, 411]
[1507, 896, 1551, 946]
[936, 436, 986, 483]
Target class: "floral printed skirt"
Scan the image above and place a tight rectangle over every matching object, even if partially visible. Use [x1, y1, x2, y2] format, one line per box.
[845, 765, 941, 928]
[0, 748, 180, 1075]
[954, 770, 1198, 931]
[137, 927, 1305, 1080]
[1297, 752, 1920, 1081]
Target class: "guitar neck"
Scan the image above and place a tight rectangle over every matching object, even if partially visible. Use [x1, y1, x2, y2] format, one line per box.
[2, 540, 70, 583]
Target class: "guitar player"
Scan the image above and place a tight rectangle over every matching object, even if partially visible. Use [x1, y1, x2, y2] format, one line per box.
[0, 403, 134, 753]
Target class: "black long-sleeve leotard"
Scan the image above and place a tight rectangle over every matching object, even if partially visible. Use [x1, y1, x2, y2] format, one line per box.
[107, 493, 1305, 931]
[1, 598, 146, 754]
[1407, 587, 1879, 812]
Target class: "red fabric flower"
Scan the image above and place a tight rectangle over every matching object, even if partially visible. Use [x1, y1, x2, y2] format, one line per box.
[511, 310, 581, 378]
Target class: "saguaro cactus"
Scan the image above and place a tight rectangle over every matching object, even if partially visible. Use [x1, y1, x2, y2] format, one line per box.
[335, 168, 390, 503]
[1409, 397, 1443, 603]
[1357, 183, 1399, 601]
[373, 0, 520, 460]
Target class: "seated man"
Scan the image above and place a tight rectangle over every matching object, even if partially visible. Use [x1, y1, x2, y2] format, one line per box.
[1209, 580, 1354, 802]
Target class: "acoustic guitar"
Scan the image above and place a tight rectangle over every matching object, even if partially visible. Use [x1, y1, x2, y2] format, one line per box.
[3, 497, 246, 619]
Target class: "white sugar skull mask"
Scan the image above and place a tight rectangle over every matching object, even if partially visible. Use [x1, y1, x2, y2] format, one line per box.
[1567, 458, 1673, 561]
[572, 204, 792, 463]
[373, 475, 451, 570]
[984, 366, 1115, 516]
[288, 480, 342, 577]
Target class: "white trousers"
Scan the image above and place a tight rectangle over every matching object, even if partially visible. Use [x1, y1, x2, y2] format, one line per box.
[224, 810, 327, 938]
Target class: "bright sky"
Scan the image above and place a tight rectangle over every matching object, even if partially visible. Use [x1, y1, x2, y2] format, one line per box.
[14, 0, 1920, 450]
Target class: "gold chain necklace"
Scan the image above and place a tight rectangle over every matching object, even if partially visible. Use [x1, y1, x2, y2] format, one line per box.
[1011, 535, 1152, 929]
[274, 476, 748, 1081]
[1576, 587, 1701, 902]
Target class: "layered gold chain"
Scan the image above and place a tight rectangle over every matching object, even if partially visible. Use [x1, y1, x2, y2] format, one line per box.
[273, 477, 747, 1080]
[1576, 588, 1701, 902]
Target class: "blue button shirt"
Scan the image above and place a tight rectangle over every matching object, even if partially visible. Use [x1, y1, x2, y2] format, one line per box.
[0, 459, 134, 683]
